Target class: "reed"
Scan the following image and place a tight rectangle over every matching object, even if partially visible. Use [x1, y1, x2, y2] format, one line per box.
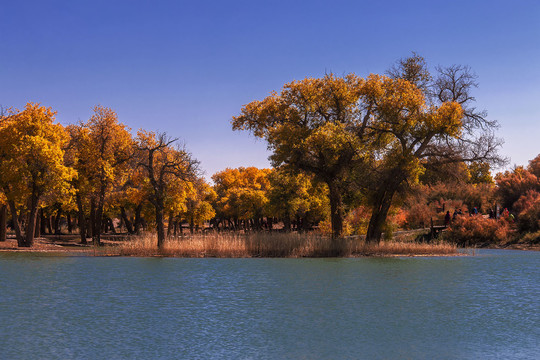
[110, 232, 458, 257]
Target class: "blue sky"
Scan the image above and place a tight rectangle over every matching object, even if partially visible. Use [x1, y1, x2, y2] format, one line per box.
[2, 0, 539, 179]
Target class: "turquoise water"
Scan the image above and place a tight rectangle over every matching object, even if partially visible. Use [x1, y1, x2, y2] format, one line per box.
[0, 250, 538, 359]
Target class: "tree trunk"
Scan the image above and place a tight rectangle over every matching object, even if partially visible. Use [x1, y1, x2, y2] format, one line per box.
[108, 217, 116, 234]
[283, 213, 291, 232]
[91, 198, 101, 246]
[134, 204, 142, 234]
[40, 209, 46, 235]
[7, 200, 23, 245]
[365, 178, 400, 243]
[156, 204, 165, 249]
[46, 216, 53, 235]
[120, 207, 134, 234]
[76, 193, 87, 244]
[93, 182, 108, 246]
[0, 205, 6, 242]
[303, 215, 311, 232]
[327, 181, 344, 239]
[25, 186, 40, 247]
[34, 209, 41, 238]
[54, 207, 62, 234]
[167, 212, 174, 238]
[67, 213, 73, 234]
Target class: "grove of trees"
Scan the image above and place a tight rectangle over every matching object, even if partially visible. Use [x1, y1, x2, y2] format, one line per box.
[4, 54, 537, 250]
[233, 54, 503, 242]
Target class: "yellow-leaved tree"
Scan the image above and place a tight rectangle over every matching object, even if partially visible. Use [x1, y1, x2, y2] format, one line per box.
[71, 106, 133, 245]
[135, 131, 198, 248]
[267, 169, 329, 232]
[358, 56, 503, 242]
[0, 103, 75, 247]
[232, 75, 367, 238]
[180, 177, 216, 234]
[212, 167, 271, 231]
[233, 54, 504, 243]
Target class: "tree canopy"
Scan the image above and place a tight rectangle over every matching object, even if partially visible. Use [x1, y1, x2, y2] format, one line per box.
[233, 54, 503, 242]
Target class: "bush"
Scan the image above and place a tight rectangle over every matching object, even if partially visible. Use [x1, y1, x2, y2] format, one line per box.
[344, 206, 370, 235]
[514, 191, 540, 233]
[403, 202, 434, 229]
[512, 190, 539, 214]
[445, 216, 511, 247]
[520, 231, 540, 245]
[517, 199, 540, 233]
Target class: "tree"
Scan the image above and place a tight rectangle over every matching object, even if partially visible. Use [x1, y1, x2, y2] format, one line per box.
[0, 191, 6, 243]
[212, 167, 272, 231]
[233, 54, 503, 243]
[527, 154, 540, 178]
[467, 161, 494, 184]
[74, 106, 133, 245]
[358, 56, 503, 242]
[267, 169, 328, 231]
[232, 75, 367, 238]
[135, 131, 198, 248]
[65, 124, 92, 243]
[121, 165, 150, 234]
[0, 103, 74, 247]
[496, 165, 539, 211]
[212, 167, 272, 230]
[182, 178, 216, 234]
[495, 154, 540, 233]
[0, 108, 8, 242]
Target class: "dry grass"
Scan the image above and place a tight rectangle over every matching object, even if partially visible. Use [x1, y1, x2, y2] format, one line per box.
[110, 232, 458, 258]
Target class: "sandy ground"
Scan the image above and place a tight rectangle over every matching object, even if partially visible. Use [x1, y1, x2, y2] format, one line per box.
[0, 235, 113, 254]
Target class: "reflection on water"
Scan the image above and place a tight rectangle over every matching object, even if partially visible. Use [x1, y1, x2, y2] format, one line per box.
[0, 250, 538, 359]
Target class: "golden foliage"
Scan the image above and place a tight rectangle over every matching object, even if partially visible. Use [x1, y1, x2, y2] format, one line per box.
[0, 103, 75, 202]
[212, 167, 272, 220]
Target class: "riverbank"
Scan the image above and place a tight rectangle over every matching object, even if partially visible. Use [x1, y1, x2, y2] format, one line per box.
[0, 232, 461, 257]
[2, 231, 538, 257]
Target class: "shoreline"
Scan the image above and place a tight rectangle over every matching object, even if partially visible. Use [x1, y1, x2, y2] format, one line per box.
[0, 236, 537, 257]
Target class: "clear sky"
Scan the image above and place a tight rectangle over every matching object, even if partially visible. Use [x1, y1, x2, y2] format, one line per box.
[2, 0, 539, 179]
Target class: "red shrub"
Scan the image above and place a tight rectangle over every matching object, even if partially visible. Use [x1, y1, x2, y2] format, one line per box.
[445, 216, 511, 246]
[402, 203, 436, 229]
[512, 190, 540, 215]
[516, 193, 540, 233]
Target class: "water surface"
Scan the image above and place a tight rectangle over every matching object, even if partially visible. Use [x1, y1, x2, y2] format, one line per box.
[0, 250, 538, 359]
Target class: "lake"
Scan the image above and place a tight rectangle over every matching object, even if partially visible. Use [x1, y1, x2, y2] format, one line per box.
[0, 250, 538, 359]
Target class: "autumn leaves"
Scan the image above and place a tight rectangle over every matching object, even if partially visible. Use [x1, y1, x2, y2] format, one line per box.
[232, 55, 501, 241]
[0, 105, 202, 248]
